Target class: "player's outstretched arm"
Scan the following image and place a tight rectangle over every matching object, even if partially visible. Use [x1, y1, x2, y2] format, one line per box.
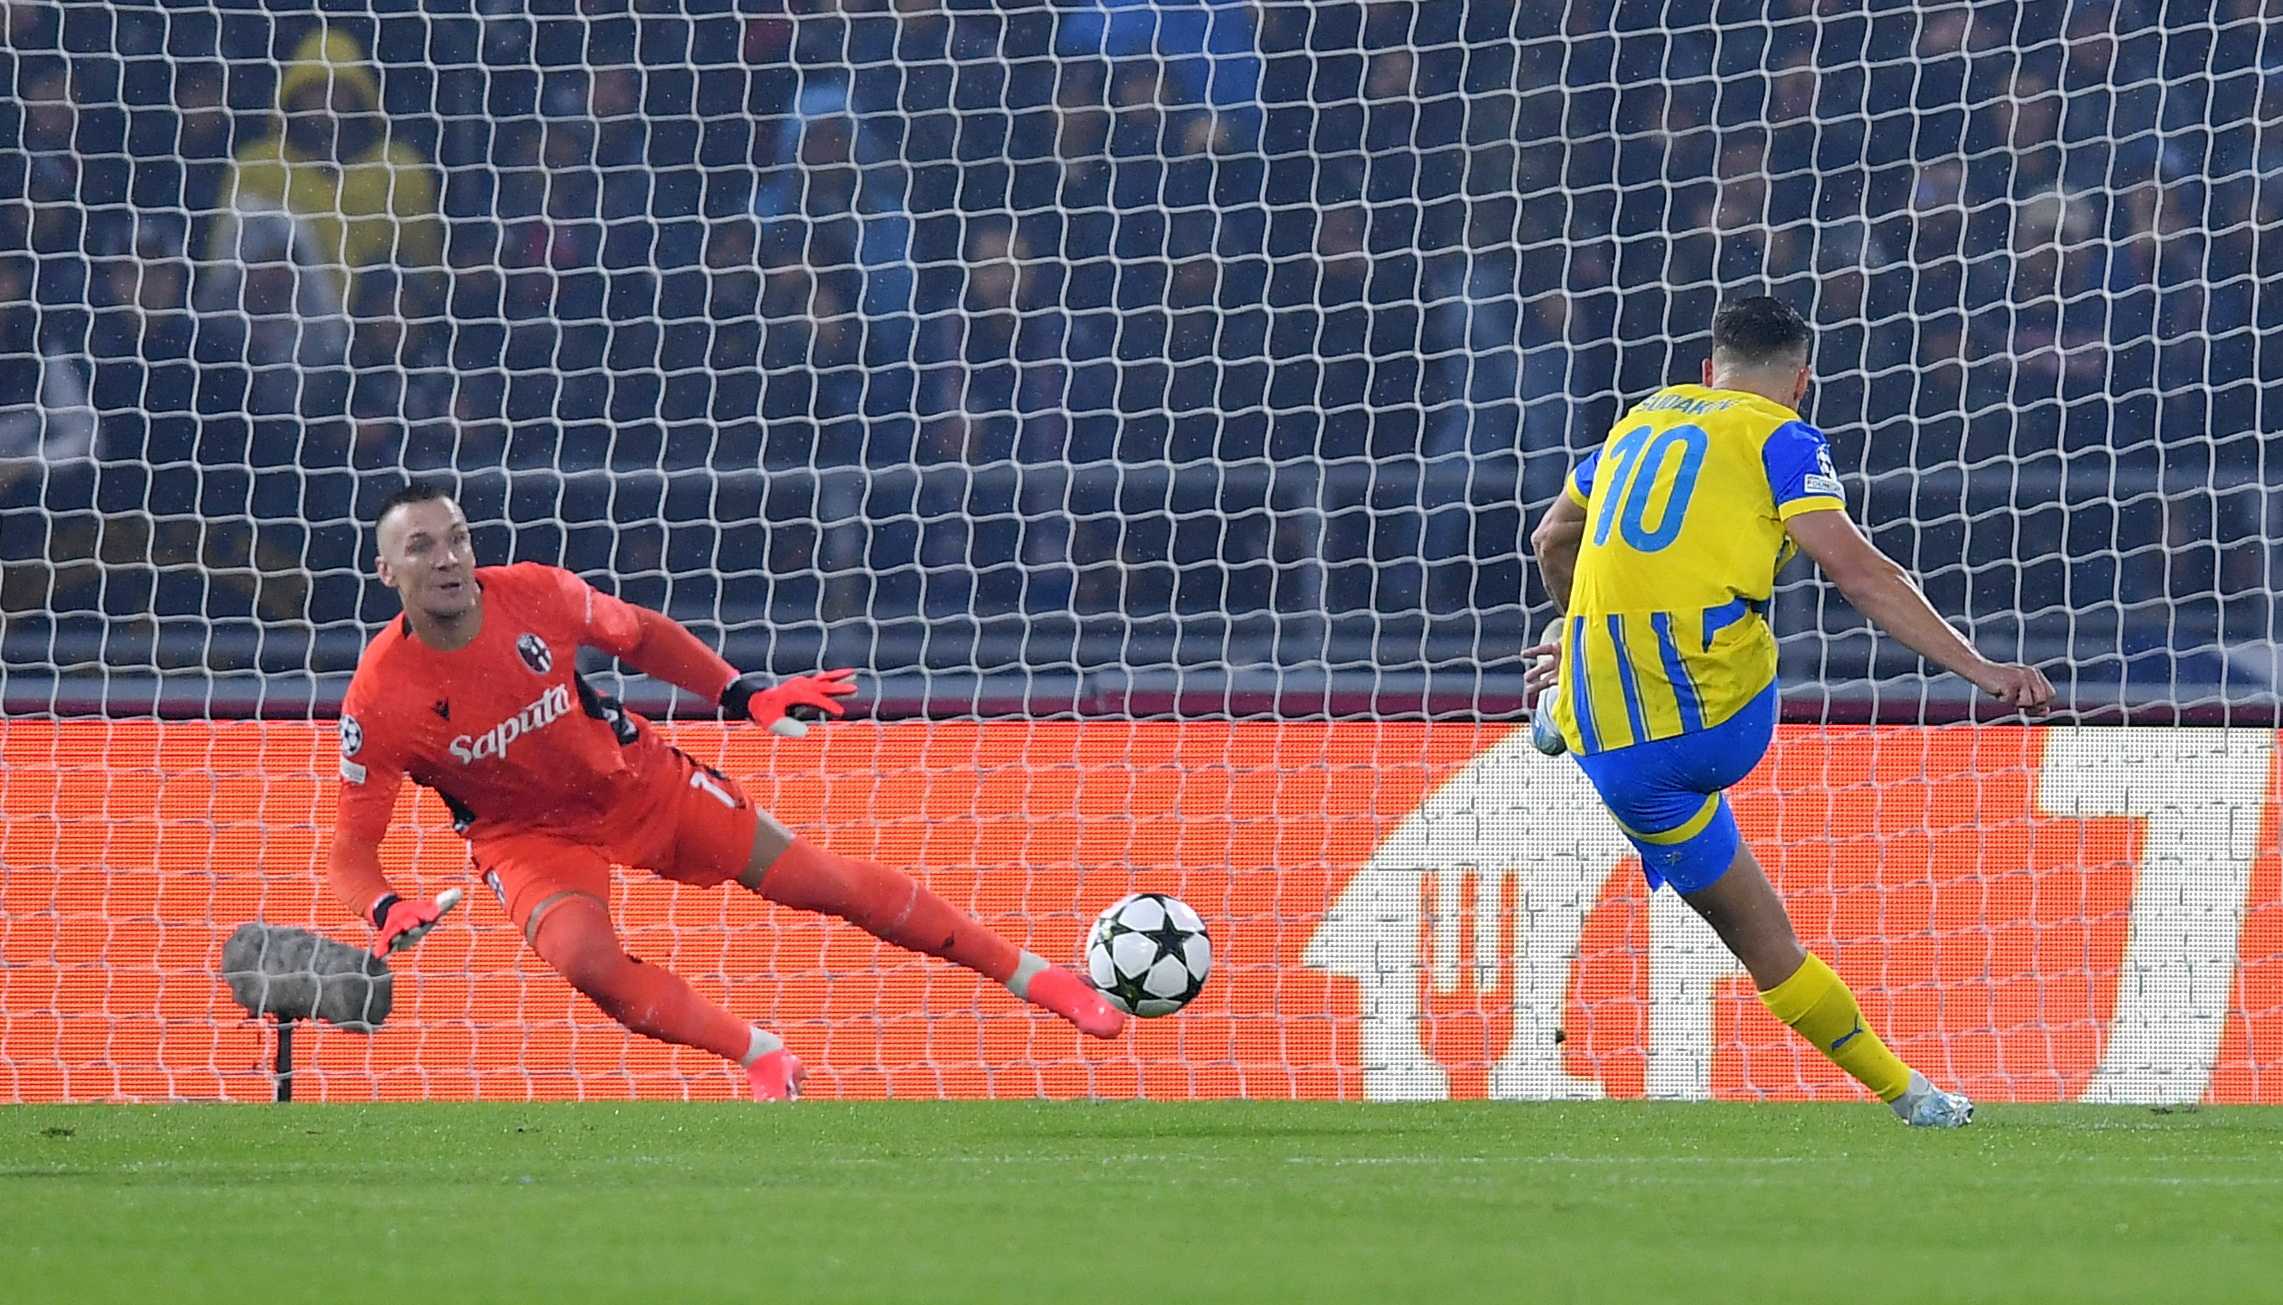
[1785, 509, 2054, 713]
[1522, 493, 1589, 755]
[1528, 492, 1589, 616]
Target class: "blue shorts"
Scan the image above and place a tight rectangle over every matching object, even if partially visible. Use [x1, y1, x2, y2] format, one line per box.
[1570, 683, 1777, 895]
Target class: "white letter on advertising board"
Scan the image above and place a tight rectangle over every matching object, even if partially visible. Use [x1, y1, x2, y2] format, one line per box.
[1308, 732, 1626, 1101]
[1645, 890, 1746, 1099]
[2040, 727, 2270, 1106]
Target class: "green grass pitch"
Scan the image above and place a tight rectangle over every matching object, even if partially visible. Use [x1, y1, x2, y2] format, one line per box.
[3, 1101, 2277, 1304]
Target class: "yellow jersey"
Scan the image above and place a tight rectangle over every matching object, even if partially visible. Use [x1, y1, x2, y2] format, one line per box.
[1548, 384, 1847, 755]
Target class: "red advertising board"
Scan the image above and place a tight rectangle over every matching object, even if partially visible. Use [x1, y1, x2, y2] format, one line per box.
[1, 720, 2276, 1103]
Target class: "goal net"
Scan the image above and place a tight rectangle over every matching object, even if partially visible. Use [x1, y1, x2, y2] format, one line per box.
[2, 0, 2278, 1103]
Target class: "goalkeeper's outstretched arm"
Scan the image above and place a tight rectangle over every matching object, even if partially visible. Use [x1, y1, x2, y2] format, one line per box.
[561, 569, 856, 732]
[327, 830, 397, 926]
[1784, 509, 2054, 712]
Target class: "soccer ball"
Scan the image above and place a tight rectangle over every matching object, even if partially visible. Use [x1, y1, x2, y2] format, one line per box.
[1083, 892, 1211, 1017]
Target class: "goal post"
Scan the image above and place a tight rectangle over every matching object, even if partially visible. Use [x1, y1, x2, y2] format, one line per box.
[1, 1, 2278, 1102]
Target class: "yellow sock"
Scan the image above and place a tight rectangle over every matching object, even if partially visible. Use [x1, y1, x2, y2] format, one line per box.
[1758, 953, 1912, 1103]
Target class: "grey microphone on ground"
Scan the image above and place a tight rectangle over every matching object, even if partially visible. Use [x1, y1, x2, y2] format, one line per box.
[221, 922, 394, 1032]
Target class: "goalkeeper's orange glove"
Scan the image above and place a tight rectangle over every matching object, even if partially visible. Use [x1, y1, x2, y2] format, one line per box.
[371, 887, 464, 958]
[723, 668, 859, 738]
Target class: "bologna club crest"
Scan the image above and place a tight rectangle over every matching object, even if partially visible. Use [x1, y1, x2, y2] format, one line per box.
[516, 633, 553, 675]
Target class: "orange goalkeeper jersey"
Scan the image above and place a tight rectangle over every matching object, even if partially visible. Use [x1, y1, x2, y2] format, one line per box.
[334, 562, 690, 842]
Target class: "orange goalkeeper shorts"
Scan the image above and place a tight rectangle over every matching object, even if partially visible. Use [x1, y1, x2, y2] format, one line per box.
[469, 743, 794, 936]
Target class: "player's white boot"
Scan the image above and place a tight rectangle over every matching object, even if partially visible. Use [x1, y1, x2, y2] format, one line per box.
[1893, 1071, 1972, 1127]
[1528, 685, 1567, 757]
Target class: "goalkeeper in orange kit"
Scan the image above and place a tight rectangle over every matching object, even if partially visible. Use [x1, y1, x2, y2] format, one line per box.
[325, 481, 1125, 1100]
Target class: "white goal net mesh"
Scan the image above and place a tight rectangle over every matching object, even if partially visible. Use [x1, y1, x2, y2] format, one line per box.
[2, 1, 2278, 1103]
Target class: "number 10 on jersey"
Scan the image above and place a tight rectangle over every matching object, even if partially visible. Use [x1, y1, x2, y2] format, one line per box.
[1591, 423, 1708, 554]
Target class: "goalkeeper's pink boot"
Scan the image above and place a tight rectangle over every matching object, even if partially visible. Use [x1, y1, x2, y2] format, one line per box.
[746, 1048, 808, 1102]
[1024, 965, 1127, 1039]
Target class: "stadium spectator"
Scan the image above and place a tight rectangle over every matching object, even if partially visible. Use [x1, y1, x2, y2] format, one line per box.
[695, 216, 763, 465]
[171, 62, 235, 215]
[199, 28, 442, 425]
[749, 80, 915, 334]
[86, 216, 196, 468]
[533, 112, 606, 317]
[111, 58, 234, 264]
[1055, 0, 1261, 144]
[346, 267, 452, 468]
[1299, 203, 1370, 456]
[917, 219, 1082, 615]
[1511, 293, 1589, 463]
[0, 0, 50, 46]
[911, 218, 1048, 466]
[10, 63, 107, 286]
[0, 249, 96, 496]
[0, 59, 113, 476]
[2059, 11, 2164, 195]
[588, 63, 647, 171]
[407, 217, 508, 476]
[1041, 66, 1123, 468]
[489, 121, 554, 326]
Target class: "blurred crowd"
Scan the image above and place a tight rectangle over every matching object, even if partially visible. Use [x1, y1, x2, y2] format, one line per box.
[1, 0, 2278, 698]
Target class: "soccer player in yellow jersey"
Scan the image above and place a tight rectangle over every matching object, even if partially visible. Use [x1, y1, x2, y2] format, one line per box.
[1524, 296, 2053, 1126]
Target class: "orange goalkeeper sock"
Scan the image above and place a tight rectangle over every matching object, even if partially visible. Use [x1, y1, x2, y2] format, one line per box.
[755, 839, 1021, 984]
[530, 896, 754, 1063]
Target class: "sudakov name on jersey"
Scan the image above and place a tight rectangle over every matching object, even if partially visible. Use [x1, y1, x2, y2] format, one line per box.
[449, 684, 573, 764]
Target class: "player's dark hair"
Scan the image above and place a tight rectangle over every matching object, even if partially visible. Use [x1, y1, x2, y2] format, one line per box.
[1710, 296, 1812, 369]
[374, 479, 452, 528]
